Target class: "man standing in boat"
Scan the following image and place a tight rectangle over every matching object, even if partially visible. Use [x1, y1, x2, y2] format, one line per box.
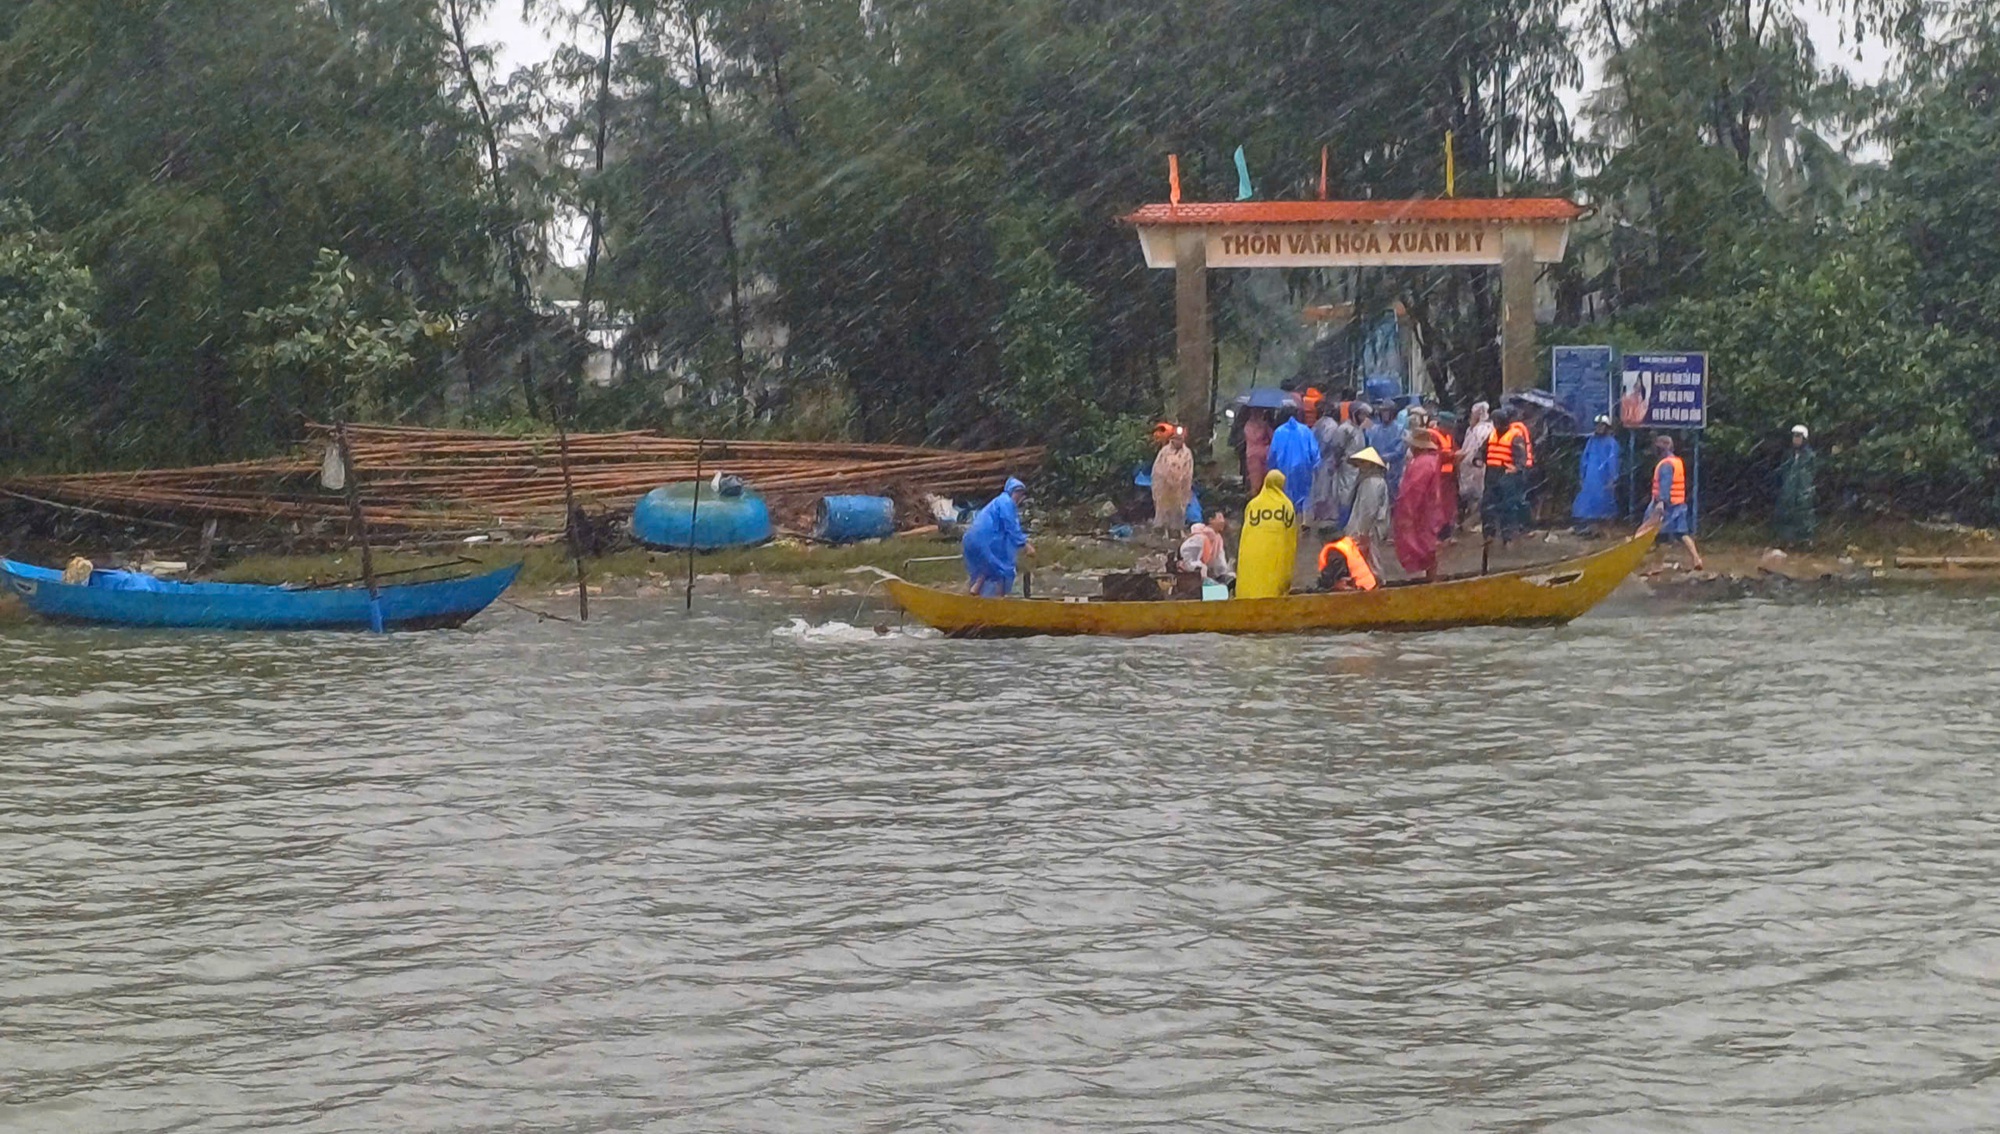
[963, 477, 1034, 597]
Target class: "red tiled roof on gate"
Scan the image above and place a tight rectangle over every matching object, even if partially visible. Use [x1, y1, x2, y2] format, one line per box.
[1122, 198, 1585, 225]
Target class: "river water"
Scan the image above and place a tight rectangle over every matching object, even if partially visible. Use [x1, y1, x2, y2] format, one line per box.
[4, 587, 1999, 1131]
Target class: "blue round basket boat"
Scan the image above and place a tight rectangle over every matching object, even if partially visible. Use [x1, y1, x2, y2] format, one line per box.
[631, 480, 773, 550]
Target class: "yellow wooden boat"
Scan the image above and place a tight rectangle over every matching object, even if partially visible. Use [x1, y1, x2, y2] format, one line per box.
[885, 522, 1660, 638]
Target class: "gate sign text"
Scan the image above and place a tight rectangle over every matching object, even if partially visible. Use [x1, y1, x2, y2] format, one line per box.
[1134, 221, 1572, 268]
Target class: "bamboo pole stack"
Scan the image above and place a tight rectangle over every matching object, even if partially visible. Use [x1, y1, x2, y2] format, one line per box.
[2, 423, 1045, 535]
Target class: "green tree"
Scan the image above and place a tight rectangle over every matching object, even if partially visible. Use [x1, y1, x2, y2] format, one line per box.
[0, 203, 98, 464]
[0, 0, 496, 462]
[235, 249, 442, 431]
[1629, 220, 1991, 513]
[991, 220, 1150, 500]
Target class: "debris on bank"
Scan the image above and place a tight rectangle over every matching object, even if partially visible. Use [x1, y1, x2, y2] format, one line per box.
[1, 423, 1043, 536]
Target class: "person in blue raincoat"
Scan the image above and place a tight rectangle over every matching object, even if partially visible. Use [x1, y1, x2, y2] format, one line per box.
[1267, 408, 1319, 513]
[962, 477, 1034, 596]
[1364, 401, 1408, 498]
[1571, 415, 1621, 534]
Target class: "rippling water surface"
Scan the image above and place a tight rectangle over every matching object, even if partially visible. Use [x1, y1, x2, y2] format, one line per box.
[5, 587, 2000, 1131]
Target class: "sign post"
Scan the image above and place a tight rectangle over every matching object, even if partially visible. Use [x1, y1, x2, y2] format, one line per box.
[1619, 352, 1709, 531]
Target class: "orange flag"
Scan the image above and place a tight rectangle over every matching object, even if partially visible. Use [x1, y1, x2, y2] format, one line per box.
[1318, 145, 1329, 200]
[1168, 153, 1182, 205]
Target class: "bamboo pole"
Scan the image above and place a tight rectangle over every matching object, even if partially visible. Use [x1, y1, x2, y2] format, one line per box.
[686, 439, 704, 613]
[333, 421, 385, 634]
[554, 413, 588, 622]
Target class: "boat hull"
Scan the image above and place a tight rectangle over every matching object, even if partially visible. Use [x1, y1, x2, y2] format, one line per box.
[0, 560, 522, 631]
[885, 525, 1658, 638]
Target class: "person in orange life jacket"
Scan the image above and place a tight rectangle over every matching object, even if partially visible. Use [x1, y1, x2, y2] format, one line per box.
[1480, 408, 1531, 546]
[1315, 535, 1379, 592]
[1505, 411, 1537, 533]
[1301, 385, 1324, 427]
[1648, 434, 1704, 570]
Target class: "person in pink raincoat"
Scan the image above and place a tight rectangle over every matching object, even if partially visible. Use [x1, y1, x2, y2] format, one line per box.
[1393, 426, 1451, 581]
[1240, 408, 1273, 492]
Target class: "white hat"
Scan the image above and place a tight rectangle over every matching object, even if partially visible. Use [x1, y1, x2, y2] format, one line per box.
[1792, 424, 1809, 438]
[1594, 414, 1612, 427]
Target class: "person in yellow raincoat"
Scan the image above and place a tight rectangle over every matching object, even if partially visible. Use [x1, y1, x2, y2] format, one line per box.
[1235, 470, 1300, 599]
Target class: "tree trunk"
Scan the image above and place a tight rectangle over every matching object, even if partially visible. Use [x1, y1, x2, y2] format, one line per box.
[684, 1, 750, 403]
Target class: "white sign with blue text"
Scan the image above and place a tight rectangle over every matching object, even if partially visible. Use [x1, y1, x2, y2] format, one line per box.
[1618, 352, 1707, 430]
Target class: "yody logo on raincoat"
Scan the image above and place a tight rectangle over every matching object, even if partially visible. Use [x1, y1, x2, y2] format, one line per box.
[1235, 470, 1299, 599]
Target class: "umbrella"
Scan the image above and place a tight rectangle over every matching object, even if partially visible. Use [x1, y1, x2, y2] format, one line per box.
[1235, 387, 1302, 410]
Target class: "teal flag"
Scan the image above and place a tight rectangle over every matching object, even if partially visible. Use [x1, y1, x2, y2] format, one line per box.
[1233, 145, 1253, 200]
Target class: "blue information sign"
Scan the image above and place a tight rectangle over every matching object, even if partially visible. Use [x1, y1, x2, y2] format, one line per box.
[1550, 345, 1614, 437]
[1619, 352, 1707, 429]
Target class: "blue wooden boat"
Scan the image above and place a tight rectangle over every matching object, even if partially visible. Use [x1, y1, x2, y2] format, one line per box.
[0, 559, 521, 631]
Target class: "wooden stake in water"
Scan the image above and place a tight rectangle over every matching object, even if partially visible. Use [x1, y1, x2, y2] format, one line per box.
[332, 420, 384, 633]
[685, 439, 704, 612]
[555, 413, 588, 622]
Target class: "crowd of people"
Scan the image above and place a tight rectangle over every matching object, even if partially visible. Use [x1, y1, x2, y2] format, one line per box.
[1216, 391, 1546, 590]
[959, 386, 1820, 599]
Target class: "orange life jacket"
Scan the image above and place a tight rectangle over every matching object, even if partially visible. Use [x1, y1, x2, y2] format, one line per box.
[1428, 426, 1455, 475]
[1301, 389, 1323, 426]
[1509, 421, 1536, 468]
[1485, 426, 1517, 472]
[1317, 537, 1379, 591]
[1654, 454, 1687, 505]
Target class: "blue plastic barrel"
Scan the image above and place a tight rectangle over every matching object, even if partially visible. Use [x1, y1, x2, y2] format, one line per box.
[815, 495, 896, 543]
[631, 482, 773, 550]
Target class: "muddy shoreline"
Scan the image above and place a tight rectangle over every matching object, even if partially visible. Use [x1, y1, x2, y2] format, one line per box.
[6, 501, 1999, 626]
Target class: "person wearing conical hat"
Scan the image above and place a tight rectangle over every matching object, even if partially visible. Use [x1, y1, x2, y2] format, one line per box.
[1235, 470, 1300, 599]
[1343, 446, 1391, 581]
